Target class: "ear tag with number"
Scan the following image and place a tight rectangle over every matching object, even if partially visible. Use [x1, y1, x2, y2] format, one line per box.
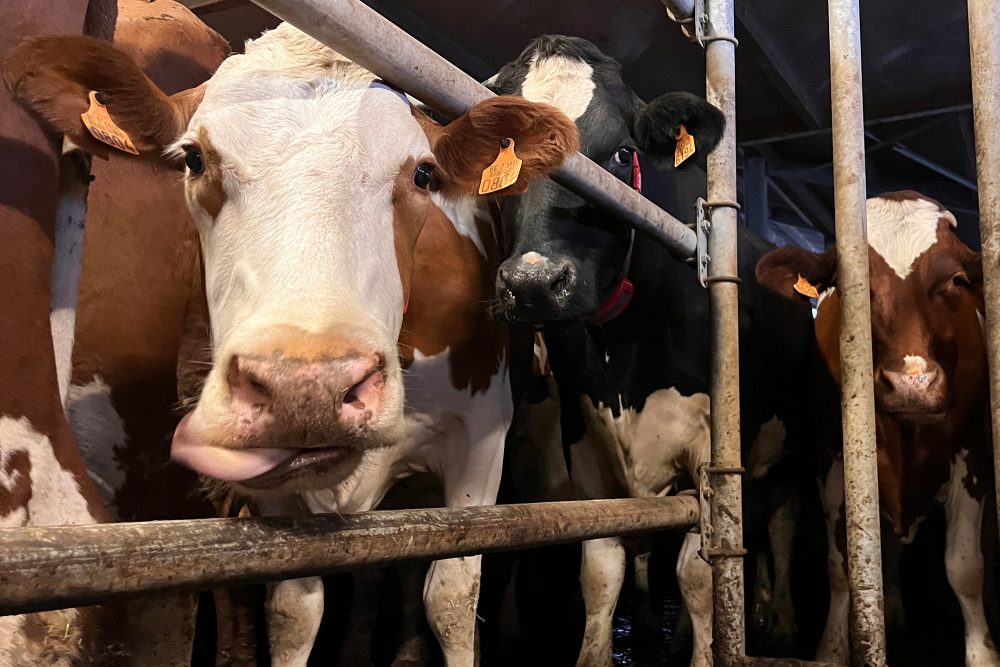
[479, 138, 522, 195]
[81, 90, 139, 155]
[674, 124, 695, 167]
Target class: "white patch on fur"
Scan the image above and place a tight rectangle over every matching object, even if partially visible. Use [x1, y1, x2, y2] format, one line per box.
[944, 449, 1000, 666]
[746, 417, 787, 480]
[66, 378, 128, 510]
[0, 417, 95, 527]
[521, 54, 595, 121]
[867, 195, 956, 279]
[817, 458, 850, 663]
[430, 191, 488, 257]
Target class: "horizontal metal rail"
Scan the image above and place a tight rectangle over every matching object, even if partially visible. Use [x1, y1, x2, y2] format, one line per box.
[0, 496, 698, 616]
[249, 0, 699, 259]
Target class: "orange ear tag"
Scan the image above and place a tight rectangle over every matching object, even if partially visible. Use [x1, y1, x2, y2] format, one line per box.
[80, 90, 139, 155]
[674, 124, 696, 167]
[793, 274, 820, 298]
[479, 138, 523, 195]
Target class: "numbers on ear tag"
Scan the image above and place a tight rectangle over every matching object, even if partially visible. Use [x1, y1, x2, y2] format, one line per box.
[674, 124, 695, 167]
[81, 90, 139, 155]
[479, 139, 522, 195]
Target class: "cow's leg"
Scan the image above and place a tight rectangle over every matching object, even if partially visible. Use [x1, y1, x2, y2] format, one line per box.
[815, 459, 849, 664]
[570, 432, 623, 667]
[767, 494, 798, 645]
[259, 496, 324, 667]
[393, 562, 430, 667]
[944, 450, 1000, 667]
[677, 530, 712, 667]
[632, 549, 659, 645]
[424, 407, 507, 667]
[751, 549, 772, 636]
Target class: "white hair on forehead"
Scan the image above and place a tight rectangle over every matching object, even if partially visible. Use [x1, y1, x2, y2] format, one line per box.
[521, 53, 595, 121]
[866, 195, 957, 279]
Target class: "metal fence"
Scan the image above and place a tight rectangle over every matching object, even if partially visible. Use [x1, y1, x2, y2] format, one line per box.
[3, 0, 1000, 666]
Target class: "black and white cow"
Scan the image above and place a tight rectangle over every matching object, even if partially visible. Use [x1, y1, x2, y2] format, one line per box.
[489, 35, 817, 666]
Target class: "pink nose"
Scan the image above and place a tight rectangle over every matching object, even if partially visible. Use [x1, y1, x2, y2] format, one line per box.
[876, 357, 946, 414]
[227, 352, 386, 444]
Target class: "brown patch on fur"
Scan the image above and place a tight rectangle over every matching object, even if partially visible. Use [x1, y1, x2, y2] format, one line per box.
[190, 128, 226, 218]
[391, 156, 435, 304]
[399, 204, 506, 393]
[3, 34, 205, 163]
[0, 450, 31, 520]
[416, 96, 579, 198]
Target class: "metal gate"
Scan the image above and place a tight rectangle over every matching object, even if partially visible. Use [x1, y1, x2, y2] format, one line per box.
[3, 1, 1000, 666]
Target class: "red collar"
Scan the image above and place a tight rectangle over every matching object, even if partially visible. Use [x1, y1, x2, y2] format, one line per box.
[592, 150, 640, 323]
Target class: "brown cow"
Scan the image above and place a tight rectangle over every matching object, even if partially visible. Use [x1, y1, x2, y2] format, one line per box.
[756, 190, 999, 666]
[0, 1, 127, 664]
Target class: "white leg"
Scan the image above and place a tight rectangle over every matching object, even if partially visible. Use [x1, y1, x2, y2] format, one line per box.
[394, 563, 430, 667]
[576, 536, 625, 667]
[266, 576, 324, 667]
[259, 496, 324, 667]
[424, 407, 507, 667]
[768, 495, 799, 644]
[944, 450, 1000, 667]
[677, 531, 712, 667]
[816, 459, 849, 664]
[569, 423, 622, 667]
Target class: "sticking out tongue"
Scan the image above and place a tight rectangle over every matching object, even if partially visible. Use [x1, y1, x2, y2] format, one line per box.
[170, 411, 298, 482]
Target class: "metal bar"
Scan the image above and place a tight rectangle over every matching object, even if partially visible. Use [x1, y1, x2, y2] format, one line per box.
[249, 0, 699, 259]
[660, 0, 695, 22]
[827, 0, 887, 664]
[703, 0, 745, 664]
[967, 0, 1000, 542]
[875, 138, 979, 192]
[0, 496, 698, 616]
[738, 104, 972, 148]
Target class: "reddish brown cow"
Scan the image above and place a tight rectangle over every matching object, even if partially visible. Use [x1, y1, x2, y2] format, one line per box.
[757, 190, 999, 666]
[0, 1, 127, 664]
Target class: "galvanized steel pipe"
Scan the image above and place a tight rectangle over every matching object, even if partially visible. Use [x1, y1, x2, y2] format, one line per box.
[968, 0, 1000, 540]
[249, 0, 698, 258]
[0, 496, 698, 615]
[702, 0, 745, 664]
[827, 0, 887, 664]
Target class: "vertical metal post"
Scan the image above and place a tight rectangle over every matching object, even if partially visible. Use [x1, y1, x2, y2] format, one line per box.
[704, 0, 745, 664]
[827, 0, 887, 665]
[968, 0, 1000, 540]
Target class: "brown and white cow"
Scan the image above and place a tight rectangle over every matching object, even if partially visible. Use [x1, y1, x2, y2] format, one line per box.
[757, 191, 999, 666]
[0, 1, 128, 664]
[5, 22, 578, 666]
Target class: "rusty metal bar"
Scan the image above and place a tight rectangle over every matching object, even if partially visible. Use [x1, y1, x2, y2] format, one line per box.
[827, 0, 887, 664]
[702, 0, 745, 664]
[968, 0, 1000, 541]
[0, 496, 697, 616]
[248, 0, 699, 259]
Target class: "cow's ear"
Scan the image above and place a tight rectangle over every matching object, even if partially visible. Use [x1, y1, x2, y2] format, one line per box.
[632, 92, 725, 170]
[756, 245, 837, 301]
[429, 96, 579, 197]
[4, 35, 202, 167]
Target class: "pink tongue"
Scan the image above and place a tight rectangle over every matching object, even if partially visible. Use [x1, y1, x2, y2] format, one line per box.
[171, 412, 298, 482]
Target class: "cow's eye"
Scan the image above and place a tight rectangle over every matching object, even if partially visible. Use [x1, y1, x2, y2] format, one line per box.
[184, 146, 205, 175]
[951, 272, 971, 288]
[413, 163, 434, 189]
[612, 146, 634, 166]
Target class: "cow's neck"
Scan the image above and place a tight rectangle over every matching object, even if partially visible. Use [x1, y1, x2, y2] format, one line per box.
[398, 199, 506, 392]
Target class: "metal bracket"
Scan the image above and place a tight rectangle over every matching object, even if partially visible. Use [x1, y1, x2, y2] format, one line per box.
[698, 463, 748, 563]
[693, 0, 740, 48]
[691, 198, 744, 288]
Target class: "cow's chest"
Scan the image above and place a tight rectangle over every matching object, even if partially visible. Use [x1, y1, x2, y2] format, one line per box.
[577, 387, 710, 497]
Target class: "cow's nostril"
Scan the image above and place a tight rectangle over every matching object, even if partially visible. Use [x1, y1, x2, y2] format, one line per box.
[550, 266, 572, 294]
